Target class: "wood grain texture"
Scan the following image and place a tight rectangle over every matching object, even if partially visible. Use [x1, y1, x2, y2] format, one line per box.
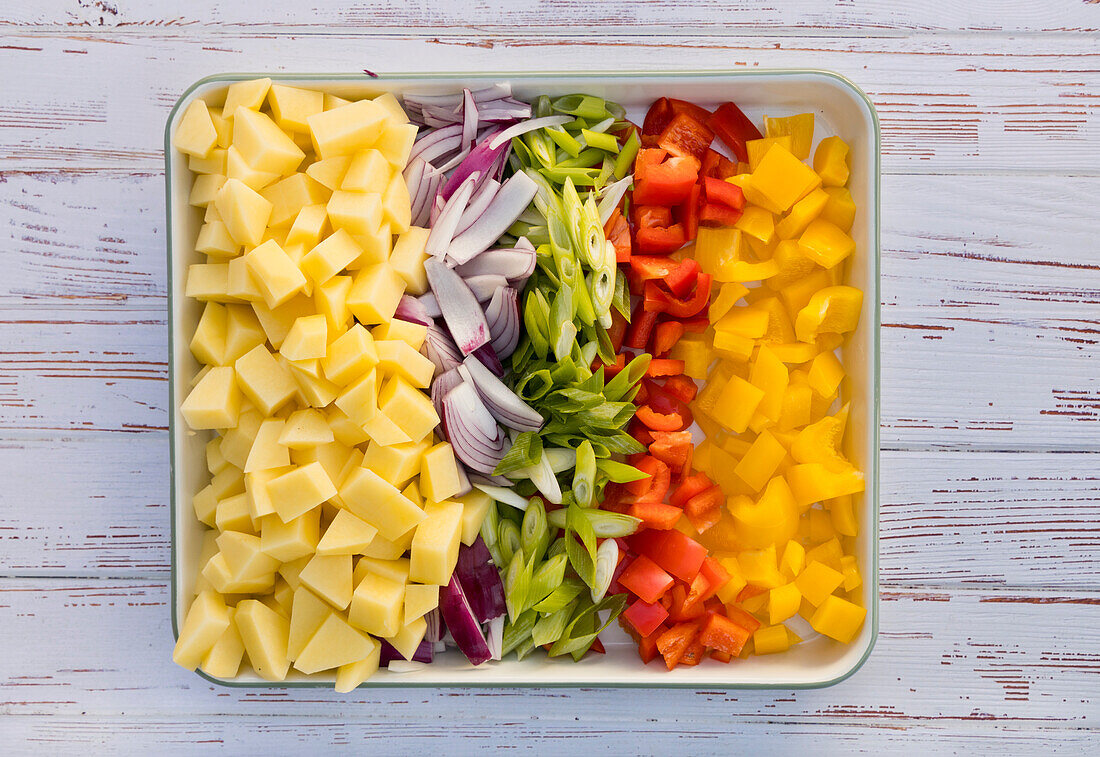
[0, 33, 1098, 174]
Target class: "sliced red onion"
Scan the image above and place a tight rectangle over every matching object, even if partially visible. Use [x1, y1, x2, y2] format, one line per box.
[477, 103, 536, 122]
[440, 130, 507, 202]
[463, 274, 510, 302]
[424, 321, 462, 375]
[395, 294, 432, 326]
[438, 573, 492, 666]
[411, 167, 443, 228]
[472, 342, 504, 377]
[459, 357, 543, 433]
[446, 172, 539, 265]
[417, 292, 442, 319]
[425, 172, 479, 258]
[488, 115, 574, 150]
[436, 144, 473, 174]
[453, 458, 473, 497]
[430, 367, 463, 427]
[402, 157, 426, 208]
[425, 609, 444, 643]
[455, 538, 506, 622]
[454, 178, 500, 237]
[483, 286, 520, 359]
[455, 247, 535, 283]
[461, 88, 478, 150]
[487, 615, 504, 661]
[379, 639, 433, 664]
[409, 123, 463, 165]
[404, 84, 512, 110]
[597, 174, 634, 225]
[442, 380, 507, 475]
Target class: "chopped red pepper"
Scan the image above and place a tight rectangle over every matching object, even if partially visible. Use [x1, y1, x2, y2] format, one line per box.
[652, 320, 685, 357]
[603, 208, 632, 263]
[642, 98, 675, 137]
[641, 381, 695, 429]
[618, 555, 675, 604]
[629, 501, 683, 530]
[632, 156, 699, 206]
[645, 358, 684, 378]
[677, 182, 702, 242]
[706, 102, 763, 164]
[679, 638, 707, 666]
[634, 147, 669, 182]
[669, 98, 713, 123]
[635, 405, 685, 432]
[703, 176, 746, 210]
[627, 455, 671, 503]
[629, 529, 708, 582]
[633, 204, 673, 230]
[736, 584, 767, 604]
[699, 202, 744, 228]
[623, 598, 670, 637]
[629, 255, 678, 282]
[664, 258, 701, 298]
[660, 374, 699, 403]
[670, 472, 715, 509]
[683, 485, 724, 533]
[657, 113, 715, 162]
[655, 621, 701, 670]
[667, 582, 708, 622]
[698, 556, 732, 601]
[681, 315, 709, 333]
[698, 612, 754, 656]
[644, 273, 712, 318]
[625, 300, 660, 350]
[635, 224, 687, 255]
[606, 306, 628, 352]
[638, 624, 667, 664]
[648, 430, 694, 471]
[724, 605, 763, 636]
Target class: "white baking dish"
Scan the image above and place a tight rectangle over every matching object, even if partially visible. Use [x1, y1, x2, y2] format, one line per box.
[166, 71, 880, 688]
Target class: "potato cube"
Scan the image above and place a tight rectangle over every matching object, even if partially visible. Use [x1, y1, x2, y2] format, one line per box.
[223, 304, 267, 363]
[184, 263, 232, 302]
[210, 463, 246, 500]
[189, 148, 227, 176]
[244, 465, 292, 519]
[244, 418, 290, 473]
[361, 438, 426, 489]
[347, 263, 405, 325]
[402, 481, 423, 506]
[339, 466, 427, 540]
[360, 527, 414, 560]
[341, 149, 391, 192]
[316, 509, 378, 556]
[374, 122, 419, 168]
[260, 509, 320, 562]
[278, 408, 333, 449]
[295, 612, 376, 675]
[292, 441, 353, 487]
[218, 405, 261, 468]
[306, 155, 351, 191]
[181, 366, 242, 430]
[404, 584, 439, 625]
[243, 239, 307, 309]
[321, 407, 365, 448]
[261, 173, 330, 228]
[323, 93, 351, 110]
[287, 585, 332, 660]
[215, 493, 256, 535]
[456, 490, 494, 546]
[226, 145, 280, 191]
[375, 340, 435, 389]
[190, 173, 227, 207]
[190, 301, 228, 366]
[173, 99, 218, 158]
[268, 83, 324, 133]
[196, 220, 240, 259]
[286, 357, 340, 408]
[280, 314, 328, 362]
[378, 375, 439, 443]
[372, 92, 409, 124]
[232, 106, 305, 175]
[277, 555, 312, 591]
[199, 606, 245, 678]
[267, 461, 337, 523]
[386, 615, 428, 662]
[235, 598, 291, 681]
[335, 643, 381, 693]
[348, 572, 405, 637]
[420, 442, 463, 504]
[222, 78, 271, 117]
[354, 556, 411, 586]
[327, 190, 383, 237]
[381, 174, 411, 234]
[172, 590, 231, 669]
[286, 203, 329, 249]
[348, 222, 391, 269]
[334, 368, 379, 427]
[409, 500, 464, 585]
[215, 178, 272, 247]
[251, 295, 313, 349]
[307, 98, 388, 159]
[299, 553, 353, 610]
[360, 410, 411, 447]
[217, 530, 280, 580]
[232, 345, 296, 417]
[371, 319, 427, 350]
[301, 228, 362, 285]
[226, 256, 262, 302]
[388, 227, 430, 295]
[193, 484, 219, 527]
[208, 107, 231, 148]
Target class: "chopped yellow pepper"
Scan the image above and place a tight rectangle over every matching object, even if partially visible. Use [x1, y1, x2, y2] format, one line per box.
[787, 463, 865, 508]
[820, 186, 856, 232]
[777, 380, 813, 431]
[768, 342, 819, 364]
[774, 188, 829, 240]
[767, 240, 820, 289]
[795, 560, 843, 605]
[779, 268, 839, 321]
[779, 539, 806, 579]
[734, 206, 776, 245]
[764, 113, 815, 159]
[749, 346, 789, 425]
[840, 555, 862, 591]
[750, 144, 822, 212]
[809, 508, 837, 543]
[810, 594, 866, 643]
[731, 476, 799, 550]
[797, 219, 855, 269]
[807, 537, 845, 572]
[746, 135, 793, 171]
[713, 331, 755, 362]
[813, 136, 850, 187]
[694, 227, 743, 278]
[807, 350, 845, 398]
[768, 582, 802, 625]
[733, 430, 787, 491]
[794, 285, 863, 344]
[738, 543, 786, 589]
[713, 375, 765, 433]
[669, 333, 712, 380]
[791, 404, 849, 469]
[827, 494, 858, 537]
[754, 296, 797, 345]
[752, 624, 793, 655]
[715, 306, 769, 339]
[709, 282, 750, 322]
[715, 556, 749, 603]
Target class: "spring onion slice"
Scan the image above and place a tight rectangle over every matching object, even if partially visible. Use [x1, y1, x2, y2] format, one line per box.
[531, 577, 585, 614]
[498, 519, 522, 565]
[572, 440, 597, 508]
[590, 538, 619, 603]
[595, 458, 647, 483]
[475, 483, 530, 511]
[547, 508, 640, 538]
[596, 175, 633, 225]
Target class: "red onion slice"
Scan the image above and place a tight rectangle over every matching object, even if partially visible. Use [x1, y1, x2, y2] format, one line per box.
[484, 286, 520, 359]
[442, 380, 508, 475]
[431, 367, 463, 427]
[440, 130, 508, 202]
[487, 115, 574, 150]
[461, 88, 478, 150]
[411, 168, 442, 228]
[438, 573, 492, 666]
[446, 172, 539, 265]
[459, 357, 543, 433]
[395, 294, 432, 326]
[454, 247, 536, 282]
[425, 172, 479, 258]
[472, 342, 504, 377]
[424, 321, 462, 375]
[410, 123, 463, 165]
[454, 178, 500, 237]
[424, 258, 490, 355]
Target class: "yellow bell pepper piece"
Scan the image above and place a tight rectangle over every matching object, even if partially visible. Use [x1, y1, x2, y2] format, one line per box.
[779, 539, 806, 579]
[807, 537, 845, 572]
[750, 143, 822, 212]
[794, 285, 863, 344]
[768, 582, 802, 625]
[779, 268, 840, 322]
[746, 135, 792, 171]
[827, 494, 858, 537]
[821, 186, 856, 232]
[753, 624, 793, 654]
[753, 296, 797, 345]
[713, 375, 765, 433]
[810, 594, 866, 643]
[787, 462, 865, 508]
[715, 556, 748, 603]
[694, 227, 743, 278]
[795, 560, 843, 605]
[777, 380, 813, 431]
[840, 555, 863, 591]
[669, 333, 713, 380]
[768, 342, 819, 364]
[730, 476, 799, 550]
[694, 362, 733, 419]
[745, 234, 778, 261]
[813, 136, 850, 187]
[713, 331, 755, 362]
[749, 346, 789, 425]
[764, 113, 815, 159]
[809, 508, 837, 544]
[726, 174, 785, 216]
[807, 350, 845, 398]
[791, 404, 849, 469]
[741, 592, 768, 614]
[722, 259, 781, 283]
[719, 435, 754, 458]
[798, 219, 855, 269]
[734, 206, 775, 245]
[709, 282, 749, 322]
[733, 430, 787, 491]
[715, 306, 768, 339]
[692, 439, 717, 475]
[767, 240, 820, 289]
[738, 543, 786, 589]
[774, 188, 829, 240]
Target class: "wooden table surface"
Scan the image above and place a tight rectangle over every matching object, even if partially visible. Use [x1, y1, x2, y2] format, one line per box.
[2, 2, 1099, 753]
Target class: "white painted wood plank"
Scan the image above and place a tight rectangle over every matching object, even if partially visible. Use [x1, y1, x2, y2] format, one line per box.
[1, 33, 1098, 173]
[3, 437, 1097, 589]
[4, 0, 1099, 35]
[1, 580, 1096, 724]
[4, 716, 1098, 755]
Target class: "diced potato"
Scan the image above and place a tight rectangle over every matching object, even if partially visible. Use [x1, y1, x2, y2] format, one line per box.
[215, 493, 257, 535]
[316, 509, 378, 556]
[323, 93, 351, 110]
[173, 99, 218, 158]
[348, 222, 391, 269]
[385, 614, 427, 661]
[402, 481, 423, 507]
[244, 418, 290, 473]
[244, 466, 291, 519]
[292, 441, 353, 487]
[279, 408, 333, 449]
[334, 368, 379, 428]
[266, 461, 337, 523]
[215, 178, 273, 247]
[378, 375, 439, 443]
[222, 78, 271, 117]
[192, 484, 219, 527]
[348, 571, 405, 637]
[203, 552, 271, 594]
[339, 466, 426, 540]
[341, 149, 391, 191]
[218, 406, 261, 468]
[280, 314, 328, 362]
[419, 442, 463, 503]
[298, 552, 354, 610]
[354, 556, 411, 585]
[261, 173, 331, 228]
[200, 605, 245, 678]
[208, 107, 231, 148]
[372, 92, 409, 124]
[235, 598, 291, 681]
[334, 642, 381, 693]
[278, 555, 312, 591]
[226, 256, 263, 301]
[189, 148, 227, 176]
[190, 173, 228, 207]
[286, 203, 329, 249]
[371, 319, 427, 350]
[360, 527, 414, 560]
[301, 228, 363, 285]
[210, 464, 246, 500]
[307, 98, 389, 159]
[252, 295, 315, 349]
[456, 490, 493, 546]
[190, 301, 228, 366]
[232, 106, 305, 176]
[286, 357, 341, 408]
[381, 174, 411, 234]
[217, 530, 280, 580]
[172, 590, 231, 669]
[234, 344, 297, 416]
[243, 239, 307, 309]
[388, 227, 430, 295]
[347, 263, 405, 325]
[404, 584, 440, 624]
[322, 323, 379, 386]
[361, 411, 412, 447]
[181, 366, 242, 430]
[375, 340, 435, 389]
[295, 613, 376, 674]
[409, 500, 463, 585]
[272, 576, 295, 615]
[185, 263, 232, 302]
[326, 190, 383, 237]
[314, 275, 353, 335]
[196, 220, 240, 258]
[260, 508, 320, 562]
[287, 585, 332, 660]
[326, 406, 370, 447]
[306, 155, 351, 191]
[226, 145, 280, 190]
[268, 83, 324, 133]
[373, 122, 419, 168]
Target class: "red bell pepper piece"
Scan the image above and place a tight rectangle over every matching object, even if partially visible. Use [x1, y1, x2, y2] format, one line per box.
[706, 102, 763, 164]
[618, 555, 675, 604]
[635, 405, 684, 432]
[642, 380, 695, 429]
[635, 224, 687, 255]
[645, 274, 712, 319]
[596, 352, 626, 378]
[628, 417, 655, 447]
[606, 306, 628, 353]
[629, 501, 683, 530]
[642, 98, 675, 137]
[625, 300, 659, 350]
[667, 582, 708, 622]
[629, 255, 677, 281]
[629, 529, 708, 582]
[724, 605, 763, 637]
[603, 208, 632, 263]
[683, 485, 724, 534]
[660, 374, 699, 403]
[633, 147, 669, 182]
[699, 556, 732, 602]
[655, 621, 702, 670]
[701, 148, 740, 180]
[627, 455, 671, 503]
[669, 98, 713, 123]
[670, 472, 715, 509]
[664, 258, 701, 298]
[623, 598, 670, 638]
[648, 430, 693, 472]
[677, 182, 702, 242]
[632, 156, 700, 205]
[652, 320, 685, 357]
[657, 113, 714, 162]
[710, 649, 734, 664]
[698, 612, 754, 656]
[703, 176, 746, 210]
[699, 202, 744, 228]
[645, 358, 684, 378]
[681, 316, 709, 333]
[679, 638, 707, 666]
[638, 623, 667, 664]
[633, 204, 673, 230]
